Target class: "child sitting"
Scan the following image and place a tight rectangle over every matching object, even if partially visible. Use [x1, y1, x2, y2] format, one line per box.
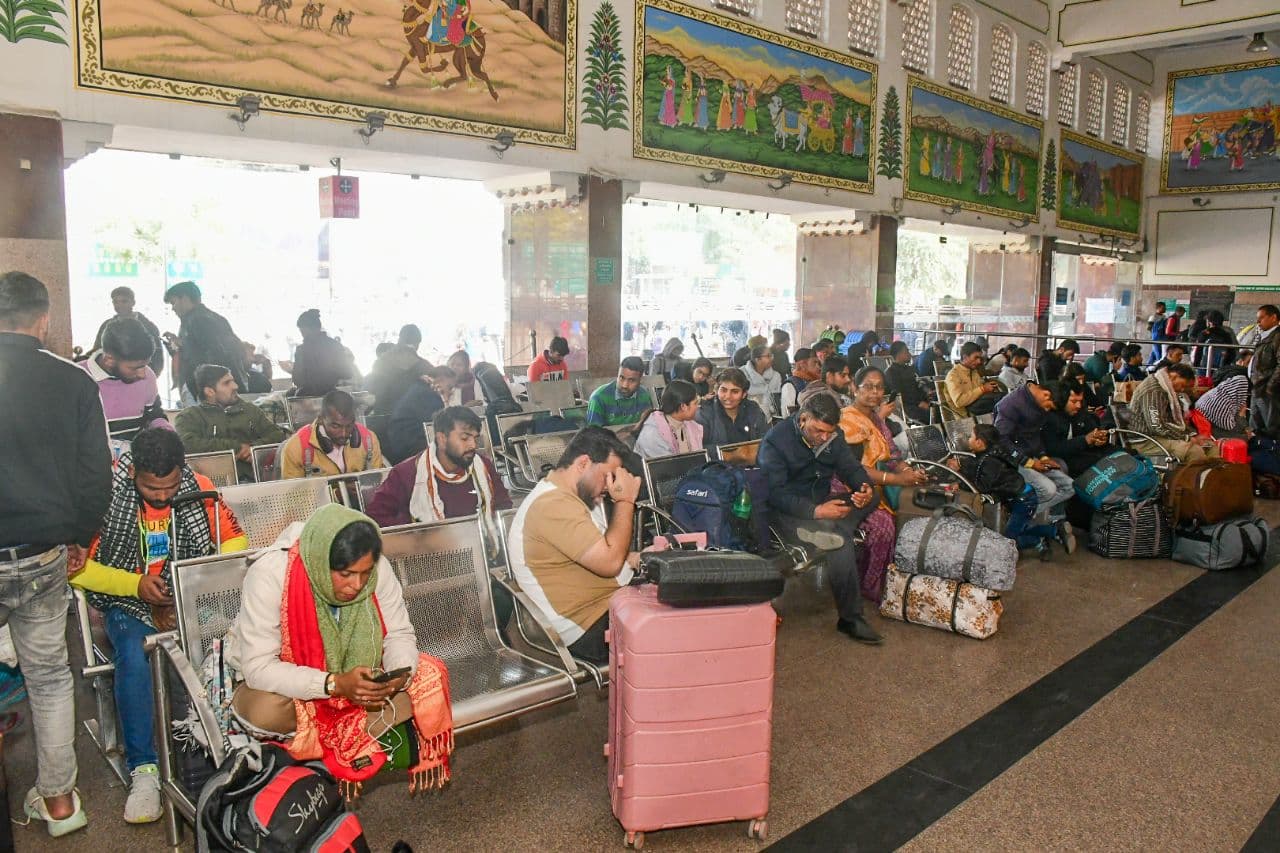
[949, 424, 1074, 560]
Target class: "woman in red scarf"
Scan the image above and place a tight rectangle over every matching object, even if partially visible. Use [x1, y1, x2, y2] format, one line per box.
[228, 505, 452, 798]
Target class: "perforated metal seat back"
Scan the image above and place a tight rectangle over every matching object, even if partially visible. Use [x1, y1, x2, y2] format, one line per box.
[945, 418, 977, 451]
[908, 424, 950, 462]
[514, 432, 576, 479]
[868, 356, 890, 372]
[186, 451, 239, 488]
[220, 479, 332, 550]
[252, 445, 280, 483]
[172, 554, 250, 669]
[286, 397, 324, 430]
[715, 440, 761, 468]
[577, 376, 612, 402]
[527, 381, 575, 412]
[381, 519, 498, 664]
[352, 468, 390, 514]
[495, 410, 550, 450]
[643, 451, 709, 512]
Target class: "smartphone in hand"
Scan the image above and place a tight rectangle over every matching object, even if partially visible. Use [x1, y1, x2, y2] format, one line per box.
[368, 666, 412, 684]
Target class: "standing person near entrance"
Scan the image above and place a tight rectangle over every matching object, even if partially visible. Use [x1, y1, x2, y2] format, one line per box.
[1146, 302, 1168, 365]
[82, 316, 173, 442]
[528, 336, 570, 383]
[162, 280, 247, 402]
[365, 407, 512, 528]
[281, 390, 386, 478]
[0, 271, 111, 837]
[91, 286, 164, 377]
[759, 395, 881, 645]
[586, 357, 649, 426]
[175, 364, 286, 483]
[290, 309, 356, 397]
[369, 324, 431, 415]
[71, 428, 246, 825]
[1250, 305, 1280, 435]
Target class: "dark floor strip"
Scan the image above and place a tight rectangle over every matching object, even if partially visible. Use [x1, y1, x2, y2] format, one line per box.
[1242, 793, 1280, 853]
[769, 560, 1275, 853]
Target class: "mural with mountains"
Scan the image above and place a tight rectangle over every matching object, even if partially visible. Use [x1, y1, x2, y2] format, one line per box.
[1059, 130, 1143, 238]
[634, 0, 876, 192]
[905, 77, 1042, 220]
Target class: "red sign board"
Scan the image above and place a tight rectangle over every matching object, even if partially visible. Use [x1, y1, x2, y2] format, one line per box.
[319, 175, 359, 219]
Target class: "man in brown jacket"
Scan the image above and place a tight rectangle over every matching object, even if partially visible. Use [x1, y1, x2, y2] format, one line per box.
[945, 342, 1002, 417]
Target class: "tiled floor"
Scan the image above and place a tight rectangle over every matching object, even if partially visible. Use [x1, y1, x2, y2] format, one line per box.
[6, 502, 1278, 852]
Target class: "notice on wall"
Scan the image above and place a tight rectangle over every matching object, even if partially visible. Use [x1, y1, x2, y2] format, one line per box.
[1085, 298, 1116, 325]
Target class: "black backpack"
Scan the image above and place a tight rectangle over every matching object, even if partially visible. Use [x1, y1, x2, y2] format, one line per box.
[196, 743, 369, 853]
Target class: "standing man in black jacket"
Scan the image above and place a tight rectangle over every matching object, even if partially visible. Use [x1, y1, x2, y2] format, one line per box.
[161, 280, 247, 402]
[758, 395, 881, 645]
[0, 272, 111, 836]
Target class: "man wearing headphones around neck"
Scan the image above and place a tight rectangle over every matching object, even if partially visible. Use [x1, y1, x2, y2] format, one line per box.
[280, 389, 386, 479]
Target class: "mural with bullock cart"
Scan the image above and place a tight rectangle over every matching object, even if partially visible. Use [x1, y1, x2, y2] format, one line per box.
[633, 0, 876, 193]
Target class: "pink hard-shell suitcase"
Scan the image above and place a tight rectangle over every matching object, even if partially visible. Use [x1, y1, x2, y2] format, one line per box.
[605, 585, 776, 849]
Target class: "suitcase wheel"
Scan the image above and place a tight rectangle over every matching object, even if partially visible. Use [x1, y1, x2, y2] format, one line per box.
[624, 830, 644, 849]
[748, 819, 768, 841]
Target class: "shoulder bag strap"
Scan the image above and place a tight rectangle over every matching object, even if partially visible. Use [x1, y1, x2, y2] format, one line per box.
[916, 515, 944, 571]
[960, 525, 984, 583]
[949, 579, 963, 633]
[901, 573, 916, 623]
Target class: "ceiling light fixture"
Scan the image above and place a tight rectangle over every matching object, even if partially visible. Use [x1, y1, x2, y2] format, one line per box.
[1247, 32, 1269, 53]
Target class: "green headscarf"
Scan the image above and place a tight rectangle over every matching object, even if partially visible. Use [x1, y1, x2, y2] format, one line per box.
[299, 504, 384, 673]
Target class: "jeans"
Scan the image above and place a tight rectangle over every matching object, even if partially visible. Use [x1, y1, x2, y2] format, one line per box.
[1005, 486, 1059, 548]
[1251, 396, 1275, 436]
[774, 501, 874, 623]
[0, 547, 77, 797]
[1018, 463, 1074, 521]
[103, 608, 158, 770]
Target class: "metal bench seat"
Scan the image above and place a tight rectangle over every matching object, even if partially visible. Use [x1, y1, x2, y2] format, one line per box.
[220, 478, 332, 550]
[186, 450, 239, 487]
[508, 430, 577, 488]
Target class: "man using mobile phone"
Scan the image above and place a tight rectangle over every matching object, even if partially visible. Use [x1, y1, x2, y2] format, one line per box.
[759, 395, 883, 645]
[71, 428, 246, 825]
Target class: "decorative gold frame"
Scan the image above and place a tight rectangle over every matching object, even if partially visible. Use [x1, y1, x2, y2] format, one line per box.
[903, 75, 1044, 221]
[1160, 56, 1280, 195]
[1058, 128, 1144, 239]
[73, 0, 577, 148]
[632, 0, 877, 194]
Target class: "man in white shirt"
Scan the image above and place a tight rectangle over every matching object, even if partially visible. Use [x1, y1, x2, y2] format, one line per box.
[998, 347, 1031, 394]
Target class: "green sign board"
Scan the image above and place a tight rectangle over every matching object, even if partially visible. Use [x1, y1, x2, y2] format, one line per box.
[1233, 285, 1280, 292]
[593, 257, 616, 286]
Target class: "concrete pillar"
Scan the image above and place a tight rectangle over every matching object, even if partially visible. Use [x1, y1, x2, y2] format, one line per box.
[585, 176, 623, 376]
[874, 216, 898, 340]
[1035, 236, 1055, 340]
[0, 113, 71, 355]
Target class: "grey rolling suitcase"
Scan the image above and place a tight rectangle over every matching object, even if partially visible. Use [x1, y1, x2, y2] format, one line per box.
[894, 505, 1017, 591]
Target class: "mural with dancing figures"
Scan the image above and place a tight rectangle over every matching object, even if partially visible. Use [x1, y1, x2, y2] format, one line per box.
[1162, 57, 1280, 194]
[75, 0, 576, 146]
[905, 77, 1042, 220]
[1058, 130, 1143, 238]
[634, 0, 876, 192]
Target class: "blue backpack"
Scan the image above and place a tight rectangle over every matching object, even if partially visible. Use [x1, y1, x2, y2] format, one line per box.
[1072, 451, 1160, 510]
[672, 462, 748, 550]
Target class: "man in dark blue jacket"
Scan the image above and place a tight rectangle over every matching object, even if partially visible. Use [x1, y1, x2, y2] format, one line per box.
[994, 381, 1075, 532]
[758, 395, 881, 644]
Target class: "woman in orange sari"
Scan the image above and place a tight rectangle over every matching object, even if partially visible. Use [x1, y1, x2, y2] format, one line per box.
[228, 504, 452, 799]
[839, 365, 929, 602]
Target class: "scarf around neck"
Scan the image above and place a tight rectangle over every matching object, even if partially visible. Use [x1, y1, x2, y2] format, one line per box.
[409, 440, 494, 525]
[291, 504, 384, 674]
[1153, 368, 1186, 428]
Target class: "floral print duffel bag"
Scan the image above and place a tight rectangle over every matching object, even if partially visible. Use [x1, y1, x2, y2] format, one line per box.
[879, 565, 1003, 640]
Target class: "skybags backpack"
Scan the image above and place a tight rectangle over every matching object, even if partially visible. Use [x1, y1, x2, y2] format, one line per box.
[1073, 451, 1160, 511]
[672, 462, 748, 550]
[196, 743, 369, 853]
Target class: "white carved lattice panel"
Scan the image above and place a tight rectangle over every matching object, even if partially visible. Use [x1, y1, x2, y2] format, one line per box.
[1085, 69, 1106, 137]
[989, 23, 1013, 104]
[848, 0, 880, 57]
[1134, 93, 1151, 153]
[714, 0, 756, 16]
[902, 0, 931, 73]
[1056, 62, 1078, 127]
[1026, 41, 1047, 116]
[947, 5, 974, 89]
[1110, 84, 1130, 147]
[786, 0, 822, 37]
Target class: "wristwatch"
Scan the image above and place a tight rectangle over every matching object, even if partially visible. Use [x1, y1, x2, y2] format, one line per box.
[324, 673, 336, 696]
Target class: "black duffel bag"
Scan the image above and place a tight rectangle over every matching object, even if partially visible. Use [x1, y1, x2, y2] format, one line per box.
[637, 549, 784, 607]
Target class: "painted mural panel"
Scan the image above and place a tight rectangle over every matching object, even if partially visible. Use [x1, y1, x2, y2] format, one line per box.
[1059, 130, 1143, 239]
[634, 0, 876, 193]
[74, 0, 576, 146]
[904, 77, 1042, 220]
[1162, 58, 1280, 194]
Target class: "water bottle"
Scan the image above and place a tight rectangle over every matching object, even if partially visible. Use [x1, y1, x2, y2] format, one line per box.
[732, 487, 752, 519]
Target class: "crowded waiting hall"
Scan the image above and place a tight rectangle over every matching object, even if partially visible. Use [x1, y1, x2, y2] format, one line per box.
[3, 0, 1280, 849]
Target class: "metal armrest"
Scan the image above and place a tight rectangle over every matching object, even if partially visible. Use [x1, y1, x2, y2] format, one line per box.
[145, 633, 228, 769]
[905, 456, 995, 504]
[73, 589, 114, 677]
[491, 576, 581, 680]
[1110, 428, 1177, 471]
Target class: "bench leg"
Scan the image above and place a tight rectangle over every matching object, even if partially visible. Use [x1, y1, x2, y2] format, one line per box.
[83, 673, 128, 785]
[150, 646, 183, 851]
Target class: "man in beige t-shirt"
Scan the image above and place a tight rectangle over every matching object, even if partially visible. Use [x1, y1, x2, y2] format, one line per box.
[508, 427, 642, 663]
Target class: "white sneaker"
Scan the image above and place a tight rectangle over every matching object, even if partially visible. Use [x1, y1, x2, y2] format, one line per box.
[124, 764, 162, 824]
[795, 527, 844, 551]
